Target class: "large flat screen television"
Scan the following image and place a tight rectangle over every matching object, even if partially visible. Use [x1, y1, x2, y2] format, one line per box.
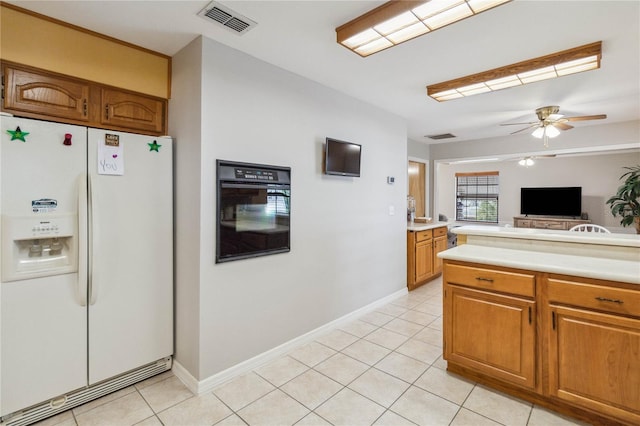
[520, 187, 582, 217]
[325, 138, 361, 177]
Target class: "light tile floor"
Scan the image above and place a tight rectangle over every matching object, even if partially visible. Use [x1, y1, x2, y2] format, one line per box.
[36, 277, 589, 426]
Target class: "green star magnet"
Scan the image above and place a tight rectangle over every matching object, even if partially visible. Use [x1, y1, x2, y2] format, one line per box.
[148, 140, 161, 152]
[7, 126, 29, 142]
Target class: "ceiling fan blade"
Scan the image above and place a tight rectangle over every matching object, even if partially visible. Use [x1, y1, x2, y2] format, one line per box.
[500, 121, 538, 126]
[510, 124, 538, 135]
[565, 114, 607, 122]
[553, 122, 574, 131]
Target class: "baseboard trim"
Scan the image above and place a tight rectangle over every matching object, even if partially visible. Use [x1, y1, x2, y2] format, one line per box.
[172, 286, 408, 394]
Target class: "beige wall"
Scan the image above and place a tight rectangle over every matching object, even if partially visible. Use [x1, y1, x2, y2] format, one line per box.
[0, 4, 170, 99]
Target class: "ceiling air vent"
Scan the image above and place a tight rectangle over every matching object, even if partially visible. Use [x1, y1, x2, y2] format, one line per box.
[425, 133, 457, 140]
[198, 1, 257, 35]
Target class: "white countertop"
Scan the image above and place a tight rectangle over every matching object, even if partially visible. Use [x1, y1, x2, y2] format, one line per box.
[407, 221, 450, 231]
[453, 225, 640, 248]
[438, 244, 640, 285]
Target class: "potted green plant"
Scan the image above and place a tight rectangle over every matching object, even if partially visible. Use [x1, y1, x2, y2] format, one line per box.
[606, 165, 640, 234]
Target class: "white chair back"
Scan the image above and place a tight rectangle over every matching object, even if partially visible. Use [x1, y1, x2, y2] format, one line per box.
[569, 224, 611, 233]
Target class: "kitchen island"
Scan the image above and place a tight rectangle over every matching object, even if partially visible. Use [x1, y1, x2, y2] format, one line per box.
[439, 226, 639, 425]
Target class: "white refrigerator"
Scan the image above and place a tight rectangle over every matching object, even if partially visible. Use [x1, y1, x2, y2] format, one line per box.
[0, 115, 173, 422]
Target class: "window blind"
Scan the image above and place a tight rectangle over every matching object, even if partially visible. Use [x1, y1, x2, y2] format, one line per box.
[455, 172, 499, 223]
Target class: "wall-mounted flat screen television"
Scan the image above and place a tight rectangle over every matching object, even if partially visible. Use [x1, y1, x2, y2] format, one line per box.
[325, 138, 361, 177]
[520, 187, 582, 217]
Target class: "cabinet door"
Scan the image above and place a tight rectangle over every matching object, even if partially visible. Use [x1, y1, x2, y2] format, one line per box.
[433, 236, 447, 274]
[445, 285, 536, 389]
[101, 88, 165, 134]
[415, 240, 433, 282]
[3, 65, 90, 122]
[548, 306, 640, 425]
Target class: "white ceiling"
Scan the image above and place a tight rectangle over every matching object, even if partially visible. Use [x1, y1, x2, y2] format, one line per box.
[8, 0, 640, 144]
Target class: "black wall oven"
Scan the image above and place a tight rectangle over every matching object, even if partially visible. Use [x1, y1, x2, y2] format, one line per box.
[216, 160, 291, 263]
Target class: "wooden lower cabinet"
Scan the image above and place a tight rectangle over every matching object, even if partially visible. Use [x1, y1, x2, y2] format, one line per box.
[548, 306, 640, 424]
[446, 285, 536, 389]
[443, 260, 640, 426]
[407, 226, 447, 290]
[432, 235, 447, 275]
[415, 239, 433, 283]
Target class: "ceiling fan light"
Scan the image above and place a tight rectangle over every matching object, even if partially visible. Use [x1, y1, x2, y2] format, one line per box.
[518, 157, 535, 167]
[532, 127, 545, 138]
[374, 11, 419, 35]
[354, 37, 393, 56]
[386, 22, 430, 44]
[545, 125, 561, 138]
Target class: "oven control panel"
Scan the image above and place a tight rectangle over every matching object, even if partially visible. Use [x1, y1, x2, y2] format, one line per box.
[234, 168, 279, 181]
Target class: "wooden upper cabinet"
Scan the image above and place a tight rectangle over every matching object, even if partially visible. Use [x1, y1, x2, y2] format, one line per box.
[101, 88, 165, 134]
[3, 66, 90, 122]
[2, 62, 167, 135]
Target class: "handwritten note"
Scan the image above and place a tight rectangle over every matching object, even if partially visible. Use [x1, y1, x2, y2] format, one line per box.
[98, 134, 124, 175]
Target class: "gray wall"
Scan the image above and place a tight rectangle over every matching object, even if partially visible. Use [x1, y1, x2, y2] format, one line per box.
[170, 37, 203, 378]
[171, 36, 408, 381]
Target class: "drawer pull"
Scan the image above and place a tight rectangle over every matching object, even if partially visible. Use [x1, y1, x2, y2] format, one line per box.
[475, 277, 494, 283]
[595, 297, 624, 304]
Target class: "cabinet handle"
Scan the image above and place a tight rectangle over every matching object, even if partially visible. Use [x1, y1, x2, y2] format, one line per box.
[552, 312, 556, 330]
[105, 103, 109, 119]
[528, 306, 532, 324]
[595, 297, 624, 304]
[83, 99, 87, 116]
[475, 277, 494, 283]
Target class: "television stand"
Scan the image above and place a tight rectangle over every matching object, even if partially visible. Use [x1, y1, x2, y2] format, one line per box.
[513, 216, 590, 230]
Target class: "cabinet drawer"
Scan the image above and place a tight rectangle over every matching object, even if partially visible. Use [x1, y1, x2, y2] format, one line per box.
[547, 278, 640, 317]
[433, 226, 447, 238]
[532, 220, 565, 230]
[444, 263, 535, 298]
[415, 229, 432, 242]
[514, 219, 531, 228]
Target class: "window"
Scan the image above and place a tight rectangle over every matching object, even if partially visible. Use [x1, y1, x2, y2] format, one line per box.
[456, 172, 499, 223]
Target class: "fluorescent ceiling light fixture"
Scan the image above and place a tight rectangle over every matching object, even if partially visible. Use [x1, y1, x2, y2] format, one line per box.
[449, 157, 500, 164]
[427, 41, 602, 101]
[336, 0, 511, 57]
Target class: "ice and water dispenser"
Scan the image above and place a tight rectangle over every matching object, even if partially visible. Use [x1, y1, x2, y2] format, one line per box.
[1, 213, 77, 282]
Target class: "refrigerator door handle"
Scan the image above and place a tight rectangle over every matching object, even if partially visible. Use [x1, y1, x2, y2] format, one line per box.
[77, 174, 88, 306]
[88, 174, 99, 305]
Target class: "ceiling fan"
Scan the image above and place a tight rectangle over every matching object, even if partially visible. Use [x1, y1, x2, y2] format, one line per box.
[501, 106, 607, 147]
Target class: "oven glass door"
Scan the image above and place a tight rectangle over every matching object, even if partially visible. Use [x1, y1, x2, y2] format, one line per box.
[217, 182, 290, 262]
